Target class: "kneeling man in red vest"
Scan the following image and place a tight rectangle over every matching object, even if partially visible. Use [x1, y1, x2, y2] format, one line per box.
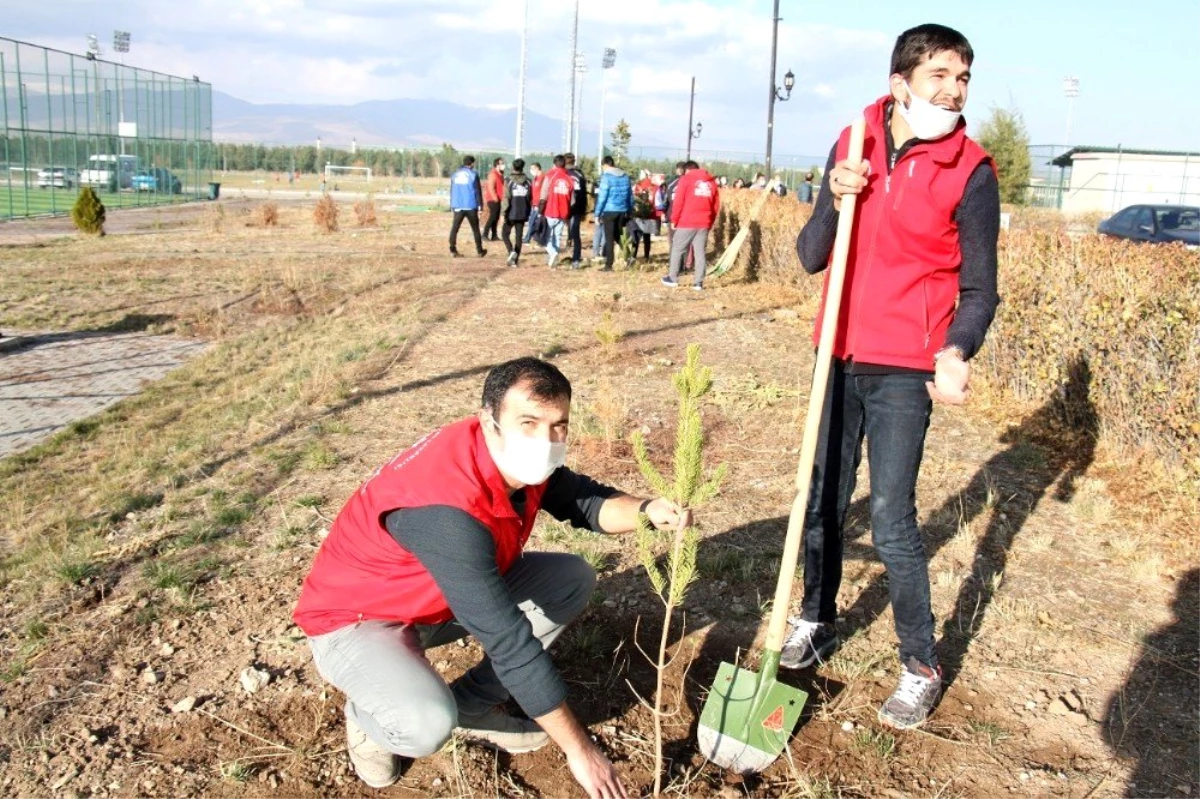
[294, 357, 686, 798]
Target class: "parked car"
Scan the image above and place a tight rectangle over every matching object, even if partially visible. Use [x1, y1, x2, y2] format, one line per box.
[37, 167, 79, 189]
[82, 154, 138, 190]
[131, 168, 182, 195]
[1098, 204, 1199, 247]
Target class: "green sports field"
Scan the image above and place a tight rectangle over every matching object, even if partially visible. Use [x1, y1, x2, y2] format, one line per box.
[0, 186, 197, 220]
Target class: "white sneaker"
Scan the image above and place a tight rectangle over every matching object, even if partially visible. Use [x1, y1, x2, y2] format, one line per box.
[456, 707, 549, 754]
[346, 715, 400, 788]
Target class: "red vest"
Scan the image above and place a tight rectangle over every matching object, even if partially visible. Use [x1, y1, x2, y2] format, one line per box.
[292, 418, 547, 635]
[812, 95, 992, 370]
[542, 167, 573, 220]
[670, 169, 720, 229]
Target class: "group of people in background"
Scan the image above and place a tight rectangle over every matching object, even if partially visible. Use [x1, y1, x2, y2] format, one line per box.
[448, 152, 818, 289]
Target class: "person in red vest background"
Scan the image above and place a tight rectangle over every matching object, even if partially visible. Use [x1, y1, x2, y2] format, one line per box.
[785, 23, 999, 732]
[294, 357, 688, 799]
[483, 157, 506, 242]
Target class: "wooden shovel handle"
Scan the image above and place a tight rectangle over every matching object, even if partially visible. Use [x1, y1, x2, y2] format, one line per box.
[764, 119, 866, 653]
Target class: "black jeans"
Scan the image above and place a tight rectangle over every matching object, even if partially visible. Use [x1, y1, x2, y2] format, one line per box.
[449, 210, 484, 254]
[502, 220, 525, 257]
[484, 201, 502, 240]
[600, 213, 628, 268]
[567, 214, 584, 263]
[800, 361, 937, 667]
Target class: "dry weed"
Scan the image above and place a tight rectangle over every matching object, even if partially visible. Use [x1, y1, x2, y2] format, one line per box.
[313, 194, 339, 232]
[353, 197, 377, 227]
[257, 202, 279, 227]
[1069, 476, 1115, 524]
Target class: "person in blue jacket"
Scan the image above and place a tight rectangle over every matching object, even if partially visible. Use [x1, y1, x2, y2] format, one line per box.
[449, 155, 487, 258]
[593, 156, 633, 271]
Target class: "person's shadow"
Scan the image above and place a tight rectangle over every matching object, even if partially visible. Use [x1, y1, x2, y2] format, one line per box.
[1103, 568, 1199, 797]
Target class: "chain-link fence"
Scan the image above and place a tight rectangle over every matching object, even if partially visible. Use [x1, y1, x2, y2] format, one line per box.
[1, 37, 215, 220]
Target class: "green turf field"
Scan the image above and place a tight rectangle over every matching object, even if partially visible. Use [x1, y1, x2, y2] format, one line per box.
[0, 186, 197, 220]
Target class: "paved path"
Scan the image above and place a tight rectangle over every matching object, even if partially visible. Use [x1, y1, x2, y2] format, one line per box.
[0, 330, 207, 458]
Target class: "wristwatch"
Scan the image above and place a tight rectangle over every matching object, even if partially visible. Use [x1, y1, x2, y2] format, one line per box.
[933, 345, 965, 364]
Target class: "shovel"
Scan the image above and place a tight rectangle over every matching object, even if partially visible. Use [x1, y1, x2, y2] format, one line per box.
[698, 118, 866, 773]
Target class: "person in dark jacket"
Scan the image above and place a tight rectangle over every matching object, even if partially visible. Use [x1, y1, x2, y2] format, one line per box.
[564, 153, 589, 269]
[593, 156, 633, 271]
[502, 159, 533, 267]
[295, 357, 689, 797]
[449, 155, 487, 258]
[784, 23, 1000, 733]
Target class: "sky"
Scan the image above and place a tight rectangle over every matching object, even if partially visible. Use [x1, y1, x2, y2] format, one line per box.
[3, 0, 1198, 159]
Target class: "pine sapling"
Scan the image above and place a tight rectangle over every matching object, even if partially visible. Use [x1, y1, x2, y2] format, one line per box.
[71, 187, 106, 236]
[630, 343, 726, 797]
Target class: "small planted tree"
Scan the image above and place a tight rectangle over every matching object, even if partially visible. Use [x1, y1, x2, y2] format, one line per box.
[630, 344, 726, 797]
[313, 193, 339, 232]
[71, 187, 106, 236]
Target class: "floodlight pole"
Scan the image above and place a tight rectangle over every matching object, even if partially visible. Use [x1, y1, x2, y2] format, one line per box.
[514, 0, 529, 159]
[113, 31, 130, 155]
[573, 53, 587, 156]
[1063, 76, 1080, 146]
[597, 48, 616, 163]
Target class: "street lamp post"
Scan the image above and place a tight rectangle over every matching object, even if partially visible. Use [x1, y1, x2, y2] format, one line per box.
[597, 48, 616, 163]
[764, 0, 795, 178]
[1062, 76, 1080, 147]
[686, 77, 702, 160]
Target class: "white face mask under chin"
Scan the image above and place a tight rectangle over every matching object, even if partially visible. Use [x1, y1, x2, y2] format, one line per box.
[896, 82, 962, 141]
[488, 419, 567, 486]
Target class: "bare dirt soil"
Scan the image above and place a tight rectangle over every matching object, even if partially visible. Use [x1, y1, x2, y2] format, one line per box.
[0, 199, 1195, 799]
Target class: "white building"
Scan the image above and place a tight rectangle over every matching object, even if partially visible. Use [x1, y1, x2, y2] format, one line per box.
[1049, 147, 1200, 214]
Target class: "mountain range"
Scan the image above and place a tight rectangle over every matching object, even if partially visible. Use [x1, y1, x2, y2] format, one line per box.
[212, 90, 640, 153]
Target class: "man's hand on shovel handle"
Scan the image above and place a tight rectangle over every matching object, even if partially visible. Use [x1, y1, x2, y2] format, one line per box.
[927, 350, 971, 405]
[829, 158, 869, 212]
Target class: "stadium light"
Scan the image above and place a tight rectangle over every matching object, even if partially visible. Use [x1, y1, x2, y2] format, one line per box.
[597, 48, 617, 162]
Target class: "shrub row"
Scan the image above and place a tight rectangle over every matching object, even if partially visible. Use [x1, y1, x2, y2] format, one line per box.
[716, 190, 1199, 480]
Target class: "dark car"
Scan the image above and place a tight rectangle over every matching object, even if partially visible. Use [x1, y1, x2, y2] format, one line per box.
[131, 168, 182, 194]
[1098, 204, 1199, 248]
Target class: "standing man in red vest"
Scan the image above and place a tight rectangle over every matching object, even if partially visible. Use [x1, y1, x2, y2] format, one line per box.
[784, 23, 999, 731]
[538, 155, 574, 268]
[483, 157, 506, 242]
[295, 358, 686, 798]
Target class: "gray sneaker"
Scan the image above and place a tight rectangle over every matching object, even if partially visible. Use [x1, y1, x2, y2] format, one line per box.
[456, 707, 549, 754]
[878, 657, 943, 729]
[346, 715, 400, 788]
[780, 618, 839, 669]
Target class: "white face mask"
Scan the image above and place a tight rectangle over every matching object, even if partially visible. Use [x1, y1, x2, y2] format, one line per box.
[488, 418, 567, 486]
[896, 81, 961, 140]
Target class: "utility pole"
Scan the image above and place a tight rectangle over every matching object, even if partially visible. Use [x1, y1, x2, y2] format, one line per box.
[573, 53, 587, 155]
[686, 78, 702, 160]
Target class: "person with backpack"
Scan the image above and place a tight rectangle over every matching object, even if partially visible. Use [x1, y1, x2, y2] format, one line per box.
[449, 155, 487, 258]
[564, 153, 589, 270]
[502, 159, 534, 267]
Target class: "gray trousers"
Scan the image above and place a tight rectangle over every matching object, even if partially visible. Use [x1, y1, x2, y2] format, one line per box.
[307, 552, 595, 758]
[669, 227, 709, 285]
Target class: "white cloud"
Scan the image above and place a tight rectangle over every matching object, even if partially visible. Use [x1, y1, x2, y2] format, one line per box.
[3, 0, 893, 154]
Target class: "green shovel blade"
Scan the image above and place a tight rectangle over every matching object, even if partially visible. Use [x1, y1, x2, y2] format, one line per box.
[697, 652, 808, 773]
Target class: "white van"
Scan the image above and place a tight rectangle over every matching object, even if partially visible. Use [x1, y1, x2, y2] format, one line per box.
[81, 154, 139, 189]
